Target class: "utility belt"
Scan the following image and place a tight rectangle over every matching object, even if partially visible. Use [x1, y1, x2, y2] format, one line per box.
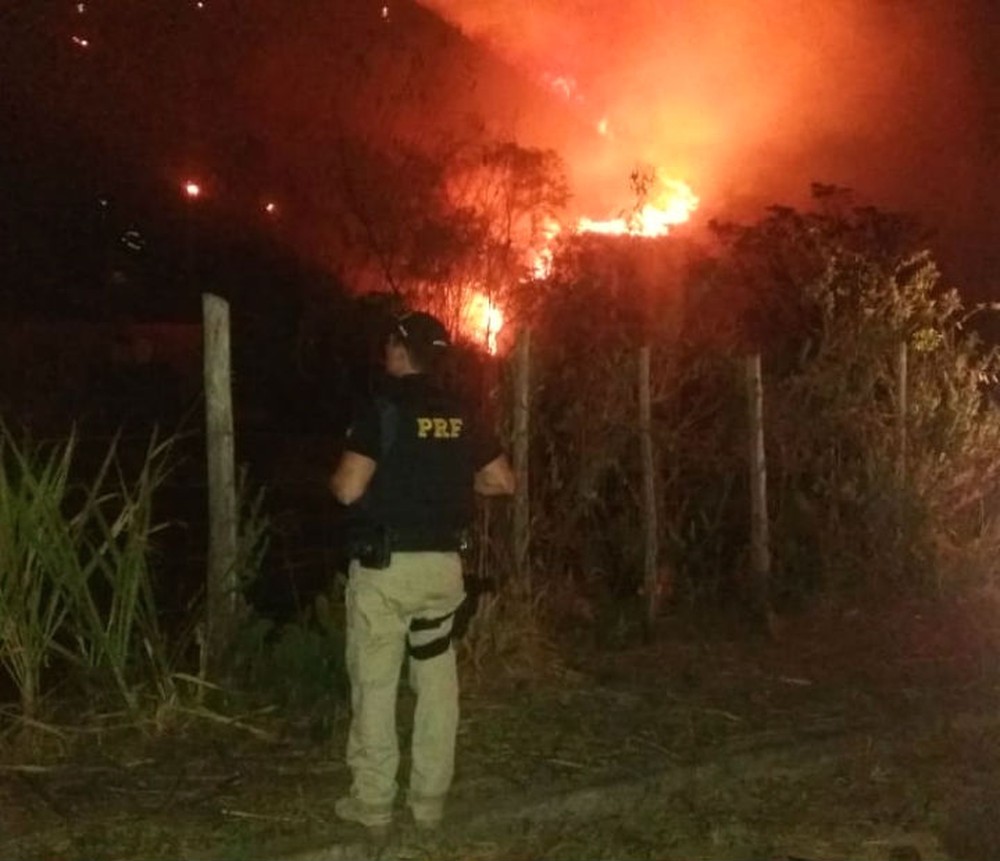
[349, 524, 466, 570]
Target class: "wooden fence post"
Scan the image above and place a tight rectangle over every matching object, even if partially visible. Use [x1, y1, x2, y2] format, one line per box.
[512, 328, 532, 597]
[895, 339, 908, 580]
[746, 353, 775, 635]
[202, 293, 240, 678]
[896, 340, 908, 482]
[639, 342, 660, 636]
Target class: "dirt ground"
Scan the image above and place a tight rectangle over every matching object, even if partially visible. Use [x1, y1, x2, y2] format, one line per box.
[3, 589, 1000, 861]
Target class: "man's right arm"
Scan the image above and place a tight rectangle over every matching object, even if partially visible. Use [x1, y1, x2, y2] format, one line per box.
[329, 451, 377, 505]
[474, 454, 515, 496]
[330, 397, 381, 505]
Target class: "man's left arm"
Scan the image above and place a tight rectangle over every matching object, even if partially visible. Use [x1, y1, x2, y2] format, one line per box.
[474, 454, 515, 496]
[468, 411, 515, 496]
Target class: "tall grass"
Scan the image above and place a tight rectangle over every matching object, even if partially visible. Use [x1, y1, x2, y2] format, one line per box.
[0, 426, 177, 719]
[0, 431, 77, 718]
[62, 432, 177, 709]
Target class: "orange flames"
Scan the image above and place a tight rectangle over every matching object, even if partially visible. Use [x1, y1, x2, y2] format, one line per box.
[460, 292, 505, 354]
[528, 174, 699, 276]
[457, 172, 698, 353]
[577, 176, 699, 238]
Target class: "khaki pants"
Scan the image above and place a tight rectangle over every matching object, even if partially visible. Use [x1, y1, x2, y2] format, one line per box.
[345, 551, 465, 821]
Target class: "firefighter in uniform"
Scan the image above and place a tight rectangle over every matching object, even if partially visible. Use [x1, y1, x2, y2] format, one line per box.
[329, 311, 515, 833]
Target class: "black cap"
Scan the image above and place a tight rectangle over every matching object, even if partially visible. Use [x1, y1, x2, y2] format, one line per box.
[395, 311, 451, 348]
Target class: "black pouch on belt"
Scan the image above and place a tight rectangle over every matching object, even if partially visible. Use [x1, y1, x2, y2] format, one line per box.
[352, 524, 392, 569]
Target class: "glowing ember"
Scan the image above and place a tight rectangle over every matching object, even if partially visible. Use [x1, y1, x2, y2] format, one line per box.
[71, 35, 90, 48]
[263, 200, 278, 214]
[183, 181, 202, 198]
[461, 292, 504, 354]
[596, 117, 610, 137]
[578, 176, 699, 238]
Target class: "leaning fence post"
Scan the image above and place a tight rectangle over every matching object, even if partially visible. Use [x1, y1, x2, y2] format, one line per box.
[202, 293, 240, 678]
[746, 353, 775, 636]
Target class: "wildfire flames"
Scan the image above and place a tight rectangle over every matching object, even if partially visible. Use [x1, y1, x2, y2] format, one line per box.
[456, 172, 698, 353]
[577, 176, 699, 238]
[460, 292, 505, 355]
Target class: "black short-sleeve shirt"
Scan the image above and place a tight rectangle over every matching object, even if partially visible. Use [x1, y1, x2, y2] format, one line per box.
[344, 374, 500, 535]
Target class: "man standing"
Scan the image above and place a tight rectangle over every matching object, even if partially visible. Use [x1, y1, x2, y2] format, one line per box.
[329, 310, 515, 834]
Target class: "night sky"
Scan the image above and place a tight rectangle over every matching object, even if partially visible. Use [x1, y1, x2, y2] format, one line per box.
[2, 0, 997, 314]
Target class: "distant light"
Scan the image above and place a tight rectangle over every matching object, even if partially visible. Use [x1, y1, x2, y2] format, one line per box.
[263, 201, 278, 215]
[76, 3, 86, 13]
[381, 5, 390, 20]
[71, 35, 90, 48]
[196, 1, 205, 8]
[183, 181, 202, 198]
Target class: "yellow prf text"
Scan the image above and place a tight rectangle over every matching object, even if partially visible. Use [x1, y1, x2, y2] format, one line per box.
[416, 417, 464, 439]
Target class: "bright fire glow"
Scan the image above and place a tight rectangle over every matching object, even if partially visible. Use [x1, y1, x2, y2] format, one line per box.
[71, 35, 90, 48]
[531, 245, 555, 280]
[440, 171, 699, 356]
[530, 216, 563, 279]
[461, 292, 504, 354]
[578, 176, 699, 237]
[183, 181, 201, 198]
[263, 200, 278, 214]
[524, 174, 699, 281]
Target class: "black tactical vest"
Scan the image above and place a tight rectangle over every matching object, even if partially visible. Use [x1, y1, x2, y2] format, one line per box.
[361, 375, 477, 542]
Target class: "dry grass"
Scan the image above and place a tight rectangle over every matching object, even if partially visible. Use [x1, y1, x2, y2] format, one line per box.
[3, 592, 1000, 860]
